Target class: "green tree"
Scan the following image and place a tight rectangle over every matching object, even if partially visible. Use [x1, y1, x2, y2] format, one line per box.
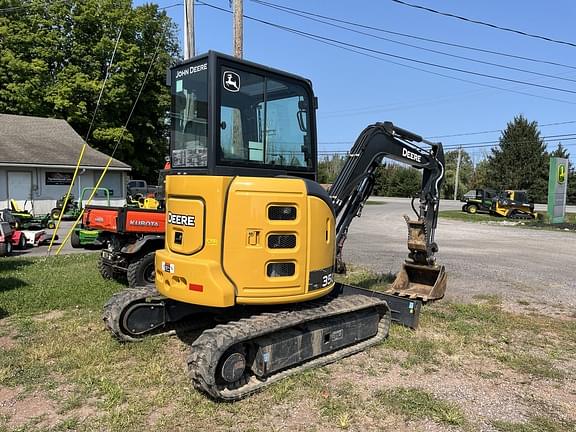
[0, 0, 178, 181]
[373, 164, 422, 197]
[317, 154, 346, 184]
[486, 115, 549, 202]
[470, 158, 491, 189]
[441, 149, 473, 199]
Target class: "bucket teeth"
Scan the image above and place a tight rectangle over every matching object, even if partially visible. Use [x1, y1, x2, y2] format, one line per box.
[388, 262, 447, 302]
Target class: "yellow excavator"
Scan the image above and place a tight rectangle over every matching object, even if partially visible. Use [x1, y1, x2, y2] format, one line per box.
[103, 52, 447, 400]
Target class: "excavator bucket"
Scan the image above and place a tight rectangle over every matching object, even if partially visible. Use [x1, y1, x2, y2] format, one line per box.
[385, 215, 447, 302]
[388, 263, 447, 302]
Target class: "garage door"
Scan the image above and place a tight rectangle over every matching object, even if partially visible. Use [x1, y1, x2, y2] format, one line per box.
[8, 171, 33, 211]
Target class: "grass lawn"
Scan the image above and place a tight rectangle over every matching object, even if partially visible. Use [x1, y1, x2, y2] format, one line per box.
[1, 255, 575, 431]
[440, 210, 576, 231]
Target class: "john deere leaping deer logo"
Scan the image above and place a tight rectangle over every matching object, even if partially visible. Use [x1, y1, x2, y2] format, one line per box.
[558, 164, 566, 184]
[223, 71, 240, 92]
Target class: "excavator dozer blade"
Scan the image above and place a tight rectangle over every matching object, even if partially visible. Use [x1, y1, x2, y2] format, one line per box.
[387, 262, 447, 302]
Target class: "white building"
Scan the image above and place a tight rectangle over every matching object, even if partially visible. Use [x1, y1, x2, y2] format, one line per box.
[0, 114, 131, 215]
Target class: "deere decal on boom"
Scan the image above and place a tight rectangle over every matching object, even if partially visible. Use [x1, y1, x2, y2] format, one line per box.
[103, 51, 447, 400]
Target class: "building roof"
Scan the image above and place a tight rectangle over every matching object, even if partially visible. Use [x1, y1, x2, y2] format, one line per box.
[0, 114, 131, 170]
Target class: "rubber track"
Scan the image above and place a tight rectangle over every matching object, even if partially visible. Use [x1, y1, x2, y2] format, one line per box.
[187, 294, 391, 401]
[102, 285, 161, 342]
[510, 212, 534, 220]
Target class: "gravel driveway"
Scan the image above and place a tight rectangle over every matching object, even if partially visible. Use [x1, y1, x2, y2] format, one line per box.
[344, 197, 576, 317]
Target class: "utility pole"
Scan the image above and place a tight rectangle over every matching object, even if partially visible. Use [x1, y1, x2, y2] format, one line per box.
[233, 0, 243, 58]
[454, 146, 462, 200]
[184, 0, 195, 60]
[231, 0, 244, 156]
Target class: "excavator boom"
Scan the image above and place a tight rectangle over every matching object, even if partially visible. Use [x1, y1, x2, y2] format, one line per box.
[329, 121, 447, 301]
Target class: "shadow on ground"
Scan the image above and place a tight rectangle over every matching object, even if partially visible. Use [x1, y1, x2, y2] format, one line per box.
[0, 277, 28, 293]
[0, 257, 35, 273]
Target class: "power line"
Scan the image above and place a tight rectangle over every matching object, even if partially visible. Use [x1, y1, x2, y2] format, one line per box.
[280, 30, 576, 96]
[249, 0, 576, 71]
[160, 3, 184, 10]
[443, 139, 576, 152]
[296, 28, 576, 106]
[320, 134, 576, 151]
[199, 1, 576, 99]
[250, 1, 576, 115]
[250, 0, 576, 84]
[0, 5, 26, 12]
[445, 134, 576, 149]
[319, 136, 576, 156]
[426, 120, 576, 139]
[391, 0, 576, 49]
[455, 132, 575, 145]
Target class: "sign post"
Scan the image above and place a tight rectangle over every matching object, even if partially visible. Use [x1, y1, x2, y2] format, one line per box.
[547, 157, 569, 224]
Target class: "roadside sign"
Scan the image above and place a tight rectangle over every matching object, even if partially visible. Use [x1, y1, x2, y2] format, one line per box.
[547, 157, 569, 224]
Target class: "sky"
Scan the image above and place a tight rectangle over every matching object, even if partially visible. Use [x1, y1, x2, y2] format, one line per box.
[135, 0, 576, 164]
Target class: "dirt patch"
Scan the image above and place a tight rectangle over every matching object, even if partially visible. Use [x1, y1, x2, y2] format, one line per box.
[146, 404, 176, 427]
[32, 310, 65, 322]
[68, 400, 100, 422]
[0, 387, 60, 429]
[0, 335, 16, 350]
[322, 346, 575, 431]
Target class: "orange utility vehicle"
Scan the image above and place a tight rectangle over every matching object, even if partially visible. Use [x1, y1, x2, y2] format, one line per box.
[82, 205, 165, 287]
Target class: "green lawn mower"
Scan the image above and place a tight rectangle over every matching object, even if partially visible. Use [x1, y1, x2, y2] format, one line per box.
[70, 228, 102, 248]
[9, 200, 55, 230]
[460, 189, 498, 214]
[50, 187, 109, 220]
[53, 188, 110, 249]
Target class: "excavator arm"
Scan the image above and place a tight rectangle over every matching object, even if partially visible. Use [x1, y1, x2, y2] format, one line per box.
[329, 121, 447, 301]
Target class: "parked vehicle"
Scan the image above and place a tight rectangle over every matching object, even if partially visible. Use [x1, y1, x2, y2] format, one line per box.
[0, 222, 13, 256]
[492, 190, 537, 219]
[461, 188, 536, 219]
[126, 180, 159, 200]
[1, 209, 41, 249]
[9, 200, 55, 230]
[50, 187, 110, 220]
[102, 52, 448, 400]
[82, 205, 165, 286]
[461, 188, 498, 214]
[50, 188, 110, 249]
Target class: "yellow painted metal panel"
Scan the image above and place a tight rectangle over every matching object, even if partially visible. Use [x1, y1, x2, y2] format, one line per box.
[166, 198, 205, 255]
[307, 196, 336, 273]
[223, 177, 308, 299]
[155, 175, 236, 307]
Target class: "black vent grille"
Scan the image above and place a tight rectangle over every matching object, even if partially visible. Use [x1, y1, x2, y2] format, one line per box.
[268, 206, 297, 220]
[268, 234, 296, 249]
[267, 262, 295, 277]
